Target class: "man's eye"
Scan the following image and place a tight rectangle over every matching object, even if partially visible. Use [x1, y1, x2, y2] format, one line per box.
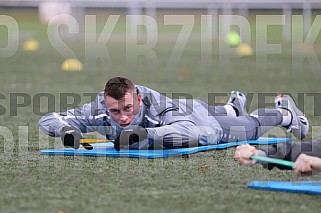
[109, 109, 120, 114]
[124, 106, 132, 112]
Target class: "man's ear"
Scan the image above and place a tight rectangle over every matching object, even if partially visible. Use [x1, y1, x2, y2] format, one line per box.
[137, 93, 143, 107]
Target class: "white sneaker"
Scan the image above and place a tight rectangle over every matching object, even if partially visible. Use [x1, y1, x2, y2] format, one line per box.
[274, 95, 309, 139]
[227, 91, 247, 116]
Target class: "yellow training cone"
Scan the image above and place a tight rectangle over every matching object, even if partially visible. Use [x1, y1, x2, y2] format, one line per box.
[236, 43, 253, 56]
[23, 39, 39, 51]
[61, 58, 83, 71]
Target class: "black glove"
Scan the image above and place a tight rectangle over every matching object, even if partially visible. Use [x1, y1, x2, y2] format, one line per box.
[61, 126, 93, 150]
[114, 127, 148, 151]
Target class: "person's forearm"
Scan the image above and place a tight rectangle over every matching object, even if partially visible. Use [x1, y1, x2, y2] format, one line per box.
[146, 121, 199, 149]
[257, 145, 292, 170]
[38, 112, 70, 137]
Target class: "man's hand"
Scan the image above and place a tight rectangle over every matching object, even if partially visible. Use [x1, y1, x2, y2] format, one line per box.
[61, 126, 82, 149]
[293, 154, 321, 176]
[233, 144, 258, 165]
[114, 127, 148, 151]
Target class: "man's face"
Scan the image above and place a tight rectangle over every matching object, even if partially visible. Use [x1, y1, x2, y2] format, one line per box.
[105, 91, 142, 127]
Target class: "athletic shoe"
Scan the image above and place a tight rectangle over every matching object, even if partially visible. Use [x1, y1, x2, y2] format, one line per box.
[227, 91, 247, 116]
[274, 94, 309, 139]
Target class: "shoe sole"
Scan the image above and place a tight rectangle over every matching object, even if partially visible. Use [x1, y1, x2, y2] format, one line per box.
[275, 94, 308, 139]
[228, 91, 247, 116]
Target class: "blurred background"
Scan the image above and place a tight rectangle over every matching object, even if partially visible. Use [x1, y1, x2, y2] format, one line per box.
[1, 0, 321, 117]
[1, 0, 321, 122]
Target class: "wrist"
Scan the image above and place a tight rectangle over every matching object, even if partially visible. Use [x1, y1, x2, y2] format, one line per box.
[253, 150, 268, 164]
[256, 149, 267, 157]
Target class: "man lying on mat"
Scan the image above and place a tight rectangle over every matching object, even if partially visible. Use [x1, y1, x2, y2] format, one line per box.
[38, 76, 309, 151]
[234, 142, 321, 176]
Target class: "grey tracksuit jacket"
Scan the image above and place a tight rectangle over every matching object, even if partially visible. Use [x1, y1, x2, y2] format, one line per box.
[38, 85, 223, 149]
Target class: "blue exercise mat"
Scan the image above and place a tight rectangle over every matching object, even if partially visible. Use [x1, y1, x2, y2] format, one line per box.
[40, 137, 290, 158]
[248, 181, 321, 195]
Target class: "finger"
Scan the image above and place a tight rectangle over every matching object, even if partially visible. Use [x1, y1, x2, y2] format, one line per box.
[302, 165, 313, 173]
[233, 153, 240, 160]
[239, 159, 250, 165]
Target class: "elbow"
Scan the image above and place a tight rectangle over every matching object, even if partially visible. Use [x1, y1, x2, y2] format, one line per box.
[38, 115, 46, 128]
[38, 113, 56, 137]
[38, 113, 51, 130]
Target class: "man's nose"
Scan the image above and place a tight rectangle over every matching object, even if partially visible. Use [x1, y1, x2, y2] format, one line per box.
[120, 113, 129, 121]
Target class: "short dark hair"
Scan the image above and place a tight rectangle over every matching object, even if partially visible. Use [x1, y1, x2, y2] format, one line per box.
[104, 77, 136, 100]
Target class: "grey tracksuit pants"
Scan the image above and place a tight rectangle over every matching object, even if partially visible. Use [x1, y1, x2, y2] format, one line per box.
[212, 107, 283, 143]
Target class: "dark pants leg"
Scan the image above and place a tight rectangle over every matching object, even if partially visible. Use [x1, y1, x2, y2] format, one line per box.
[259, 140, 321, 170]
[214, 108, 283, 143]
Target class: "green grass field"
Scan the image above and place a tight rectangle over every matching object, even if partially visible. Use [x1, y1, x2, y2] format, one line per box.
[1, 8, 321, 212]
